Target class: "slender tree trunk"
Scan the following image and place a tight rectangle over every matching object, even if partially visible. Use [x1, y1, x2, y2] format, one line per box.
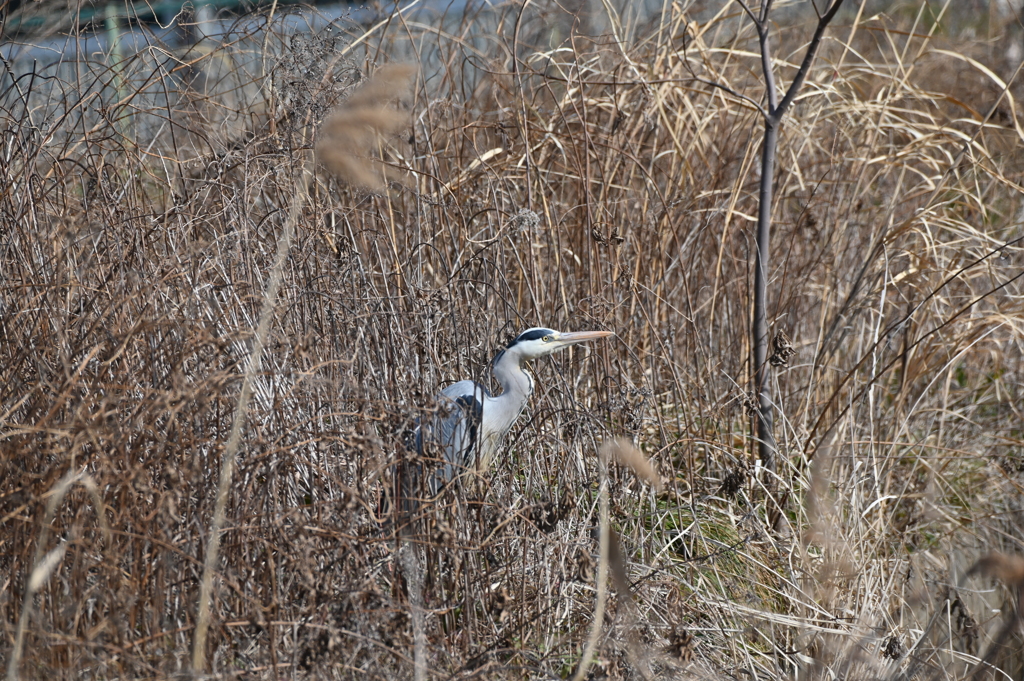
[754, 119, 778, 477]
[733, 0, 847, 527]
[688, 0, 846, 527]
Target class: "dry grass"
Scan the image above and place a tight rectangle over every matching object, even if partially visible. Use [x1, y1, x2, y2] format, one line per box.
[2, 1, 1024, 679]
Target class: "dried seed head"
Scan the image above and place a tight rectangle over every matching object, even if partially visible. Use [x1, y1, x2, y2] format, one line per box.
[968, 552, 1024, 585]
[666, 626, 695, 661]
[28, 544, 66, 593]
[315, 64, 417, 190]
[769, 329, 796, 367]
[600, 437, 663, 492]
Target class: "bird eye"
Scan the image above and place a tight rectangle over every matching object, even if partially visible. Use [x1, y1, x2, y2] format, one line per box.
[543, 335, 551, 342]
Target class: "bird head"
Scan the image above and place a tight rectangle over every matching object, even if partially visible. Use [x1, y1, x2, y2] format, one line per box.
[504, 327, 613, 361]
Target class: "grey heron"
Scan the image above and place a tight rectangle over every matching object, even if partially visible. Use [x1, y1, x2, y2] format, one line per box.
[405, 327, 612, 501]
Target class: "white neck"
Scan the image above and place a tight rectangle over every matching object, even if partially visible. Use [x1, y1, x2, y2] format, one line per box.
[477, 348, 534, 466]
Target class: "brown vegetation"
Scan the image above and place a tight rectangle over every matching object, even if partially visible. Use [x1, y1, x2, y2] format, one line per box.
[2, 1, 1023, 678]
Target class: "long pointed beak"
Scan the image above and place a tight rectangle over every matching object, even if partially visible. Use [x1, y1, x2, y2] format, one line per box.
[556, 330, 613, 344]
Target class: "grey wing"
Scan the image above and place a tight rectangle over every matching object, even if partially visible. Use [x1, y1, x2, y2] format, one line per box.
[439, 380, 482, 402]
[398, 382, 486, 509]
[433, 381, 486, 489]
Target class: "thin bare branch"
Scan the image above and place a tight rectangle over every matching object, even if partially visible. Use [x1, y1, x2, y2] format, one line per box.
[733, 0, 761, 29]
[775, 0, 848, 118]
[694, 75, 769, 119]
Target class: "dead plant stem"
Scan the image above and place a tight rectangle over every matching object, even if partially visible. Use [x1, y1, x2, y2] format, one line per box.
[191, 151, 313, 673]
